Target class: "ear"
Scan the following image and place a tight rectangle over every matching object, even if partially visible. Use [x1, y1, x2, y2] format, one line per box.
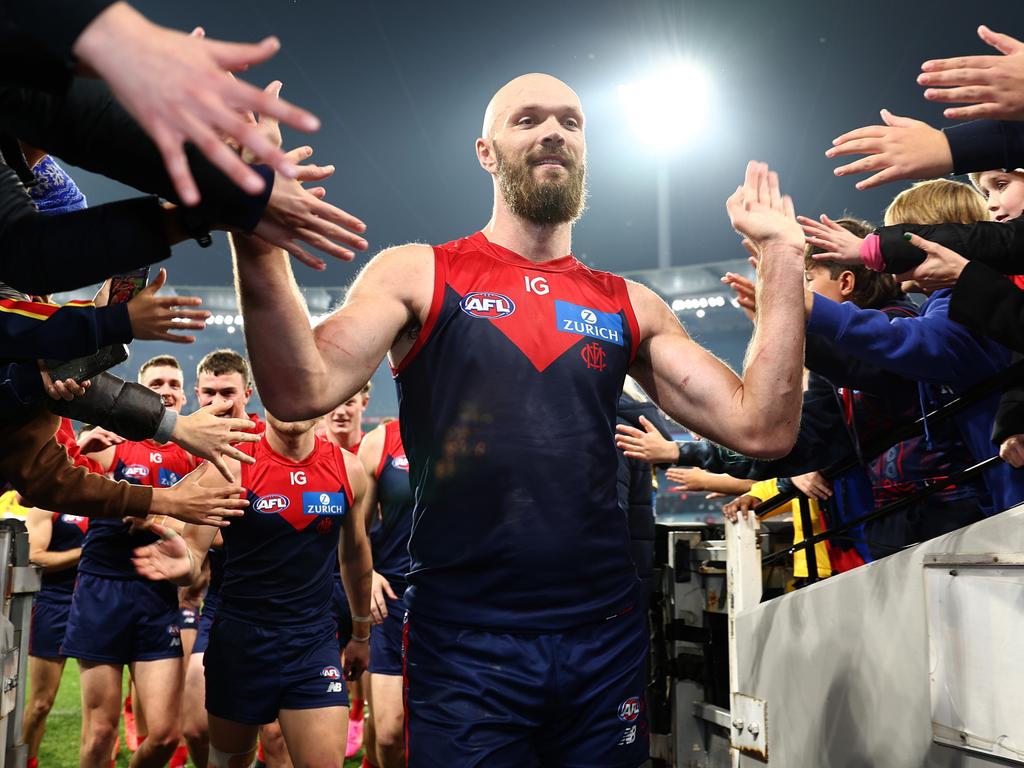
[839, 270, 857, 297]
[477, 137, 498, 174]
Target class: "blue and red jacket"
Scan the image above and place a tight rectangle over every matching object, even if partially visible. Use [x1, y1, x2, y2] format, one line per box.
[396, 231, 641, 631]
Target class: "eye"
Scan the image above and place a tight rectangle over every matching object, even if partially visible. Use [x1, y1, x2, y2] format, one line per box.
[563, 117, 580, 129]
[516, 116, 535, 126]
[996, 180, 1008, 190]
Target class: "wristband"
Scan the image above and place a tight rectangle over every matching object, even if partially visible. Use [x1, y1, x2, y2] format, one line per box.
[351, 633, 370, 643]
[352, 614, 372, 623]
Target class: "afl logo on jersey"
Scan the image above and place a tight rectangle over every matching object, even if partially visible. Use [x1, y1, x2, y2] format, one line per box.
[391, 456, 409, 471]
[459, 292, 516, 319]
[254, 494, 290, 513]
[122, 464, 149, 480]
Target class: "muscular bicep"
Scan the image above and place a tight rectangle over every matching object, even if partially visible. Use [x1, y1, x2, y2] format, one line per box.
[313, 245, 433, 407]
[631, 323, 747, 448]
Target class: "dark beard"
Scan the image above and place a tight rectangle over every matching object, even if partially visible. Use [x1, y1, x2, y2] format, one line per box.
[494, 143, 587, 225]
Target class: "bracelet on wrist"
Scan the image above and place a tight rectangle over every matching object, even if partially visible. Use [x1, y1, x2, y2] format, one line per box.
[352, 614, 372, 623]
[351, 633, 370, 643]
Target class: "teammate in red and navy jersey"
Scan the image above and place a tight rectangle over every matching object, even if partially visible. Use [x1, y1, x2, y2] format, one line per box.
[321, 381, 371, 762]
[357, 418, 412, 768]
[132, 411, 373, 768]
[182, 349, 265, 768]
[65, 355, 199, 768]
[235, 74, 807, 766]
[24, 503, 87, 768]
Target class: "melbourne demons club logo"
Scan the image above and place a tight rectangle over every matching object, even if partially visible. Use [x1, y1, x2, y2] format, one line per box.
[459, 292, 516, 319]
[581, 342, 607, 371]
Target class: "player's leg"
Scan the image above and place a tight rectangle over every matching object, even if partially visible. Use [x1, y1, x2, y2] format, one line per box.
[368, 674, 403, 768]
[78, 662, 124, 768]
[207, 715, 259, 768]
[257, 721, 293, 768]
[367, 596, 407, 768]
[277, 707, 347, 768]
[128, 657, 183, 768]
[23, 655, 66, 765]
[403, 612, 544, 768]
[182, 651, 210, 767]
[538, 607, 649, 768]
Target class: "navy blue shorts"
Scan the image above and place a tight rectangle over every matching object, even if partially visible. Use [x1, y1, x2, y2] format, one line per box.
[62, 573, 182, 665]
[179, 606, 198, 632]
[192, 597, 219, 655]
[369, 592, 405, 676]
[403, 607, 649, 768]
[204, 614, 348, 725]
[29, 598, 71, 659]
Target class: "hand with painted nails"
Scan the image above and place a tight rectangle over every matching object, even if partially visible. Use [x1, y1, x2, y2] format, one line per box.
[894, 233, 968, 293]
[919, 25, 1024, 121]
[798, 214, 866, 266]
[827, 110, 953, 190]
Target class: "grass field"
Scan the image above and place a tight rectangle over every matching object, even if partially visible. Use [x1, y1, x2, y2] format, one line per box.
[36, 661, 365, 767]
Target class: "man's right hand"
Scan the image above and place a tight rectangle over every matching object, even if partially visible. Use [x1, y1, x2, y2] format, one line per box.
[150, 463, 248, 527]
[132, 523, 192, 582]
[171, 402, 259, 482]
[370, 570, 398, 624]
[1000, 435, 1024, 468]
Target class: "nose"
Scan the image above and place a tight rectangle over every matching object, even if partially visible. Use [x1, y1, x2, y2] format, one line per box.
[539, 115, 566, 147]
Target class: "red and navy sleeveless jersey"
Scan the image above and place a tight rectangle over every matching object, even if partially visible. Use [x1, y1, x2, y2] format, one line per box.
[395, 232, 642, 630]
[38, 513, 88, 601]
[218, 435, 355, 626]
[79, 440, 197, 579]
[369, 421, 413, 589]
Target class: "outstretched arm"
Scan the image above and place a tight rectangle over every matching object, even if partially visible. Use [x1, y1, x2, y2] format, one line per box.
[630, 162, 806, 459]
[233, 233, 431, 421]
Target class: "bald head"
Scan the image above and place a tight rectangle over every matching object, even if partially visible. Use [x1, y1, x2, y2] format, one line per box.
[482, 73, 583, 138]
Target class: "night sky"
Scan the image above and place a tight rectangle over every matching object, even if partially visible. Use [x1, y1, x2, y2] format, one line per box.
[65, 0, 1024, 288]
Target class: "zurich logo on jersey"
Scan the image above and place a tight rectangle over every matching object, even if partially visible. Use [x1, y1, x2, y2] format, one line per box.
[157, 467, 182, 488]
[459, 292, 516, 319]
[122, 464, 149, 480]
[303, 491, 348, 516]
[253, 494, 290, 513]
[555, 300, 624, 346]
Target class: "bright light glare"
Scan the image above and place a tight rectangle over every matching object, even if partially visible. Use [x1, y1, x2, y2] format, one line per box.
[617, 63, 710, 152]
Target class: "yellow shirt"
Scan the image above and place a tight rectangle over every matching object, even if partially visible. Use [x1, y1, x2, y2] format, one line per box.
[749, 478, 831, 579]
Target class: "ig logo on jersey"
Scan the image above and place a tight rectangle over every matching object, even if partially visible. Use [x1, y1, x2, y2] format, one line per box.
[254, 494, 290, 513]
[459, 292, 516, 319]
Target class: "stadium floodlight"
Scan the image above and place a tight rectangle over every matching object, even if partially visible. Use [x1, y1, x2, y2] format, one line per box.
[617, 63, 710, 153]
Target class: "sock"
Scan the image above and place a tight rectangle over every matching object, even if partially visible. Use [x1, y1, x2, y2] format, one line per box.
[351, 696, 364, 721]
[27, 758, 38, 768]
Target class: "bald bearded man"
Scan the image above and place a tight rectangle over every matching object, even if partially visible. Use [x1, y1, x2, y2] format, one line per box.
[233, 73, 808, 766]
